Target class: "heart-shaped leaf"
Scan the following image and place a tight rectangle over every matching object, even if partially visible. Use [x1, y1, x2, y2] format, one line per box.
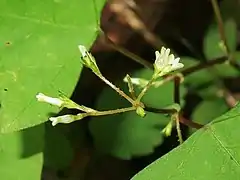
[0, 0, 105, 133]
[132, 103, 240, 180]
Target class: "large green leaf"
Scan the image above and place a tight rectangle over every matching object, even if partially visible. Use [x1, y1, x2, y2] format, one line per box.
[132, 103, 240, 180]
[0, 124, 44, 179]
[89, 69, 186, 160]
[0, 0, 105, 133]
[204, 19, 237, 60]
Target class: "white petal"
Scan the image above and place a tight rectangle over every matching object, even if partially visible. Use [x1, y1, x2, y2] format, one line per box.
[164, 49, 171, 60]
[172, 62, 184, 70]
[155, 51, 164, 69]
[171, 58, 181, 67]
[78, 45, 87, 57]
[172, 57, 180, 64]
[168, 54, 175, 65]
[36, 93, 63, 107]
[49, 117, 58, 126]
[160, 47, 166, 55]
[155, 51, 160, 60]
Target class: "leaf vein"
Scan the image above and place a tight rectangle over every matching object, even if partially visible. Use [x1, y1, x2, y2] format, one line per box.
[210, 128, 240, 167]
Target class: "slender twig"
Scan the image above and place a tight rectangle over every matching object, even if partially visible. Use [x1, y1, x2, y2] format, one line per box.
[144, 106, 177, 114]
[210, 0, 230, 55]
[75, 106, 136, 120]
[173, 75, 183, 143]
[145, 106, 204, 129]
[175, 114, 183, 144]
[99, 75, 136, 106]
[181, 56, 226, 76]
[136, 77, 156, 101]
[222, 90, 238, 108]
[71, 106, 136, 123]
[102, 32, 153, 69]
[210, 0, 240, 73]
[91, 106, 136, 116]
[179, 115, 204, 129]
[174, 76, 181, 104]
[153, 73, 183, 87]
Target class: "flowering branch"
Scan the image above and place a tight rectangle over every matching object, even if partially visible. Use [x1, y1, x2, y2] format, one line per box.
[36, 93, 136, 126]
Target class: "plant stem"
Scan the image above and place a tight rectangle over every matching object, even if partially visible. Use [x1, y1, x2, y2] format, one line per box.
[181, 56, 226, 76]
[210, 0, 230, 55]
[174, 76, 181, 104]
[99, 75, 136, 106]
[144, 106, 204, 129]
[136, 77, 156, 101]
[90, 106, 136, 116]
[75, 106, 136, 121]
[179, 115, 203, 129]
[103, 32, 153, 69]
[222, 89, 238, 108]
[175, 113, 183, 144]
[144, 106, 177, 114]
[153, 73, 183, 87]
[173, 75, 183, 144]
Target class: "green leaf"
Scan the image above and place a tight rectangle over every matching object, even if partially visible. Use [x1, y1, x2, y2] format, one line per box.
[131, 103, 240, 180]
[197, 84, 221, 99]
[0, 124, 44, 179]
[43, 123, 73, 170]
[204, 19, 237, 60]
[89, 69, 186, 160]
[190, 99, 229, 134]
[0, 0, 105, 133]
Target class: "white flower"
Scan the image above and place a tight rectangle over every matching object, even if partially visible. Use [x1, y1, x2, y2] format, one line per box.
[36, 93, 63, 107]
[154, 47, 184, 77]
[49, 115, 75, 126]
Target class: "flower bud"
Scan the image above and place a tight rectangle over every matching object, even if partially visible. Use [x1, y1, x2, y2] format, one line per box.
[36, 93, 63, 107]
[136, 106, 146, 117]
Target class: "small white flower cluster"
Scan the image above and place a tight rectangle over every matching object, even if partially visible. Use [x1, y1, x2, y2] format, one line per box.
[154, 47, 184, 77]
[36, 46, 184, 126]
